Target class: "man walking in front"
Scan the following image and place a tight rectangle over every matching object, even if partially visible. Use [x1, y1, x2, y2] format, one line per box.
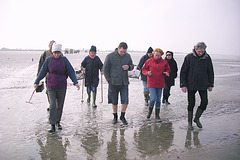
[180, 42, 214, 130]
[103, 42, 134, 125]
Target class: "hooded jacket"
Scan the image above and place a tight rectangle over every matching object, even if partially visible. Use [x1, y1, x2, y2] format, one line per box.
[180, 49, 214, 90]
[165, 54, 178, 86]
[142, 57, 171, 88]
[137, 53, 152, 81]
[81, 55, 103, 87]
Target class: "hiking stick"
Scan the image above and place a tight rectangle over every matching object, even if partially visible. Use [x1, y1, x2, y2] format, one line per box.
[99, 74, 103, 103]
[81, 73, 85, 103]
[26, 89, 36, 104]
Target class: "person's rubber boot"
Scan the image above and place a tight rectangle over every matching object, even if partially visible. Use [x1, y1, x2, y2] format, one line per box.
[144, 93, 149, 106]
[162, 96, 166, 103]
[87, 92, 91, 104]
[155, 108, 162, 122]
[120, 112, 128, 125]
[92, 92, 97, 108]
[188, 111, 194, 130]
[165, 96, 170, 105]
[56, 121, 62, 130]
[112, 113, 118, 124]
[48, 124, 56, 133]
[147, 106, 154, 119]
[194, 108, 204, 128]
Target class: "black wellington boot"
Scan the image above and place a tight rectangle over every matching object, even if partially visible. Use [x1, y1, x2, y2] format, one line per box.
[87, 92, 91, 104]
[155, 108, 162, 122]
[92, 92, 97, 108]
[144, 93, 149, 106]
[48, 124, 56, 133]
[188, 111, 193, 130]
[194, 108, 204, 128]
[56, 121, 62, 130]
[112, 113, 118, 124]
[147, 106, 154, 119]
[120, 112, 128, 125]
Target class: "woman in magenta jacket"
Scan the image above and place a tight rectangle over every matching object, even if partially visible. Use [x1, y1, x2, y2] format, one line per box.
[142, 48, 171, 121]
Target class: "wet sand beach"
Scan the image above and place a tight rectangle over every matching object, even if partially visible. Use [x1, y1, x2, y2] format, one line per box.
[0, 51, 239, 160]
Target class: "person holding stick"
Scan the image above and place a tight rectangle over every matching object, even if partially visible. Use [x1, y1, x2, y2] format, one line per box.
[81, 45, 103, 107]
[34, 43, 80, 133]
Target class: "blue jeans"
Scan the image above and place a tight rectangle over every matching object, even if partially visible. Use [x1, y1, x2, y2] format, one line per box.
[111, 85, 129, 105]
[149, 88, 163, 108]
[142, 81, 149, 93]
[87, 86, 97, 93]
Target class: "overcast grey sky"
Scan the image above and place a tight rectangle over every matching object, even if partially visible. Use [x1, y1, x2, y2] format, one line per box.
[0, 0, 239, 54]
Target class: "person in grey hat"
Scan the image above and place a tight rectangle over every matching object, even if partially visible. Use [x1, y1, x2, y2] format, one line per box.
[180, 42, 214, 130]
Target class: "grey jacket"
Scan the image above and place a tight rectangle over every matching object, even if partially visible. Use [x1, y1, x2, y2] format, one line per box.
[103, 49, 134, 85]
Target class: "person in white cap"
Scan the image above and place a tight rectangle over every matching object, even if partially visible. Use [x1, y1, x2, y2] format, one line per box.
[34, 43, 80, 133]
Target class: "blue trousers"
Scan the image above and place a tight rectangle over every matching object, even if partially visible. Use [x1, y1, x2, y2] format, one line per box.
[149, 88, 163, 108]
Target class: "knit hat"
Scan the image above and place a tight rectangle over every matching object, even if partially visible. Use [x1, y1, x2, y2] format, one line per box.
[147, 47, 153, 53]
[52, 43, 62, 52]
[152, 48, 164, 55]
[90, 45, 97, 52]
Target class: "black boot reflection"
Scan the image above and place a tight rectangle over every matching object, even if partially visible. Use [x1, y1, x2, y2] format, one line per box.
[37, 134, 68, 160]
[107, 129, 127, 160]
[185, 130, 201, 149]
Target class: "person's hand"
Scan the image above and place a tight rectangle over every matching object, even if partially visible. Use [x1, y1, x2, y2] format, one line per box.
[181, 87, 187, 93]
[82, 68, 86, 72]
[34, 84, 38, 89]
[148, 71, 152, 76]
[75, 84, 80, 90]
[100, 72, 104, 75]
[122, 65, 129, 70]
[208, 87, 213, 92]
[163, 72, 169, 77]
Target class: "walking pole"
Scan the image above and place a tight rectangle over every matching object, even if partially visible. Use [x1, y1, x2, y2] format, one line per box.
[26, 89, 36, 104]
[99, 73, 103, 103]
[81, 72, 85, 103]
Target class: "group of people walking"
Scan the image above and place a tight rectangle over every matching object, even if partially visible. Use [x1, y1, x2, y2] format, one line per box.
[34, 41, 214, 132]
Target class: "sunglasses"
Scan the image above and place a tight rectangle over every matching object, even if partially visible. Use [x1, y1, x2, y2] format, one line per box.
[166, 54, 172, 56]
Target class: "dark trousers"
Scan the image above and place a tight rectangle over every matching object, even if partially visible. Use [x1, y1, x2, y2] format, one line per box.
[47, 87, 67, 125]
[187, 90, 208, 111]
[163, 83, 171, 99]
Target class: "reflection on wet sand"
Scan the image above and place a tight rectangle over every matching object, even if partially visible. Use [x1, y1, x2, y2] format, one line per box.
[37, 134, 69, 160]
[185, 130, 201, 149]
[134, 122, 174, 158]
[107, 128, 127, 160]
[80, 106, 103, 159]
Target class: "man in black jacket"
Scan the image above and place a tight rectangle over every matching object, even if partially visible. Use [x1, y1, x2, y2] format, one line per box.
[180, 42, 214, 130]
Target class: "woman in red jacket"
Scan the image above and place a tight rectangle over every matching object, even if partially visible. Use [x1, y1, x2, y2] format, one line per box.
[142, 48, 171, 121]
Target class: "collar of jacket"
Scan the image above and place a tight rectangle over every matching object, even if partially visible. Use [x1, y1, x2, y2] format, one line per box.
[153, 56, 163, 63]
[192, 49, 209, 60]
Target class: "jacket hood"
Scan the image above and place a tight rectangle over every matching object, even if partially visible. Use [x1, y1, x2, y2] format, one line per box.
[192, 49, 209, 60]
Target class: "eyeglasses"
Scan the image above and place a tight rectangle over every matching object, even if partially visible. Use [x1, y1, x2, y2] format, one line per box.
[166, 54, 172, 56]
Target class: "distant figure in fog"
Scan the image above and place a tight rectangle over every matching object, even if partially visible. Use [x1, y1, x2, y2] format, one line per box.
[137, 47, 153, 106]
[81, 45, 103, 108]
[34, 43, 80, 133]
[37, 40, 55, 111]
[180, 42, 214, 130]
[142, 48, 171, 121]
[162, 51, 178, 105]
[103, 42, 134, 125]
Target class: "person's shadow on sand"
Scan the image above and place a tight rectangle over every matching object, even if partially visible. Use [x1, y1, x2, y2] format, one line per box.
[185, 129, 201, 149]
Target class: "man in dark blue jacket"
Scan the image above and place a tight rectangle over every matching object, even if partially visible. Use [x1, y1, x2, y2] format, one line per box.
[137, 47, 153, 106]
[180, 42, 214, 130]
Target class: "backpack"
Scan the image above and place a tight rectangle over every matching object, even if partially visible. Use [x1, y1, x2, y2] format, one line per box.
[47, 56, 68, 78]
